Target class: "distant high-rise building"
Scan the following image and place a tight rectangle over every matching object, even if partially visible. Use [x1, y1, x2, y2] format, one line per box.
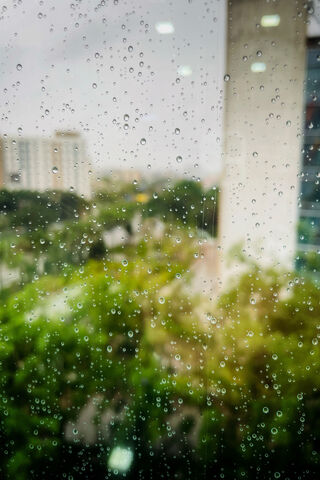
[0, 131, 91, 197]
[297, 38, 320, 261]
[218, 0, 307, 285]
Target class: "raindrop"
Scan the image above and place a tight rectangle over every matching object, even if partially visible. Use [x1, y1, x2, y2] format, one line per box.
[16, 64, 22, 71]
[224, 74, 230, 82]
[52, 166, 58, 174]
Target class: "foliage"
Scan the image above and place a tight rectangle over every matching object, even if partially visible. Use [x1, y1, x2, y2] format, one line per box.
[0, 185, 319, 479]
[1, 260, 320, 478]
[296, 248, 320, 276]
[0, 189, 89, 231]
[143, 180, 219, 236]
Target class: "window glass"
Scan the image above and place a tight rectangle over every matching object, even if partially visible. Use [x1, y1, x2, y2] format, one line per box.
[1, 2, 320, 479]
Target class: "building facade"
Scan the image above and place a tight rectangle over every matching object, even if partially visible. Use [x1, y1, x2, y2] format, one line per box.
[218, 0, 307, 285]
[297, 38, 320, 266]
[0, 131, 91, 198]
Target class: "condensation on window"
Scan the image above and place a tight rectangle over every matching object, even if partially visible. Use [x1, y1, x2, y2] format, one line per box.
[0, 1, 319, 479]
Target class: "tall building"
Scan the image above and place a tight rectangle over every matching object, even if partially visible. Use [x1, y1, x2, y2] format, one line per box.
[297, 37, 320, 262]
[218, 0, 307, 285]
[0, 131, 91, 198]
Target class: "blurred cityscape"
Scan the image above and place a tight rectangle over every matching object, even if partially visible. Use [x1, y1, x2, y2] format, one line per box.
[1, 1, 320, 479]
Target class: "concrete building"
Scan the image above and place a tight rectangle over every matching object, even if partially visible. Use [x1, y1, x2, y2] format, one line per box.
[0, 131, 91, 198]
[218, 0, 307, 285]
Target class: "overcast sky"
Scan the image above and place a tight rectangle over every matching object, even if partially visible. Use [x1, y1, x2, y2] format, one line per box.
[0, 0, 226, 178]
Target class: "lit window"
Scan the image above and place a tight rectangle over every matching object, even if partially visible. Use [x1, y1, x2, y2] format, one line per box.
[155, 21, 175, 34]
[251, 62, 266, 73]
[261, 14, 280, 27]
[177, 65, 192, 77]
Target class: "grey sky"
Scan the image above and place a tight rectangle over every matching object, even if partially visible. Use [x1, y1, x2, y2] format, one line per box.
[0, 0, 226, 178]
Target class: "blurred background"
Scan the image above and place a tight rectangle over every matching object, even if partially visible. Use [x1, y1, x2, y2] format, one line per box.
[1, 0, 320, 479]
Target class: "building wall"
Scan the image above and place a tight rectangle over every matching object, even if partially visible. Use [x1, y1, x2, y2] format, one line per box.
[218, 0, 307, 285]
[298, 40, 320, 256]
[0, 132, 91, 198]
